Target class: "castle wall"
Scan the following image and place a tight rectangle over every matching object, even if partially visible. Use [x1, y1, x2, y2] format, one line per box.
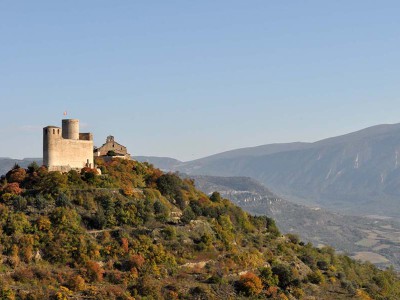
[48, 138, 94, 171]
[43, 120, 94, 172]
[79, 133, 93, 141]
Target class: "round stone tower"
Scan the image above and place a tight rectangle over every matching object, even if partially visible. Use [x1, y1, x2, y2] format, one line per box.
[62, 119, 79, 140]
[43, 126, 61, 168]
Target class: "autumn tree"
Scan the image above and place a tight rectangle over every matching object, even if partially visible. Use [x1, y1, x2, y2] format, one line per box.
[86, 261, 104, 282]
[237, 272, 263, 296]
[3, 182, 23, 195]
[7, 168, 27, 183]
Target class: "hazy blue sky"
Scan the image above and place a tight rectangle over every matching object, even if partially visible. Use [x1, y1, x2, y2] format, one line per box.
[1, 1, 400, 161]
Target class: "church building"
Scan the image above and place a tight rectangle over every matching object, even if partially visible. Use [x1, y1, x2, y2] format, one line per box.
[94, 135, 130, 159]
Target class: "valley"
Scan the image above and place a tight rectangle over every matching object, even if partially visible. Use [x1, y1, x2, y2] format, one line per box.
[191, 175, 400, 270]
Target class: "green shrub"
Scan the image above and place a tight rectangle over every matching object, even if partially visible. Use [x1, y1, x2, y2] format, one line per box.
[307, 270, 325, 284]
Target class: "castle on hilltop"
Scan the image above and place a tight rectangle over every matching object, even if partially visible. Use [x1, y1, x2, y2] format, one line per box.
[43, 118, 130, 172]
[43, 119, 94, 172]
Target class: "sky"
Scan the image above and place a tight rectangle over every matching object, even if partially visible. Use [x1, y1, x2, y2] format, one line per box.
[1, 1, 400, 161]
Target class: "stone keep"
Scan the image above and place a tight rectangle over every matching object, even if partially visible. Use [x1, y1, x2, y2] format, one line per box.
[43, 119, 94, 171]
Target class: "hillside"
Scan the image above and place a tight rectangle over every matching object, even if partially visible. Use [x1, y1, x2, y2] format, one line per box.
[142, 123, 400, 217]
[191, 175, 400, 270]
[0, 160, 399, 299]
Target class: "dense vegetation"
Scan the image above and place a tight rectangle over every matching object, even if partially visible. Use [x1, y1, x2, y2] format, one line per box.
[0, 159, 399, 299]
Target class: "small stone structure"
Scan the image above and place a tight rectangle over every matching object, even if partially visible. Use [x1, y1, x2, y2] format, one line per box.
[94, 135, 130, 159]
[43, 119, 94, 172]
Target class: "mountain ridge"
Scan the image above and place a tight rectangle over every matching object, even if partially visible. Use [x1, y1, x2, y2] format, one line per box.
[136, 123, 400, 217]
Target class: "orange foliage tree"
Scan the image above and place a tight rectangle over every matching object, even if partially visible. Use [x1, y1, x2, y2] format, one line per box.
[237, 272, 263, 296]
[86, 261, 104, 282]
[3, 182, 23, 195]
[7, 168, 27, 183]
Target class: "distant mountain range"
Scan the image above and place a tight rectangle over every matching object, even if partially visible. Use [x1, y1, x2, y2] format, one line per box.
[134, 156, 182, 171]
[135, 123, 400, 217]
[0, 158, 42, 176]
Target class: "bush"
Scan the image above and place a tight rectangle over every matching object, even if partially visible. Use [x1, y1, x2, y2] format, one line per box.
[162, 226, 177, 240]
[259, 267, 279, 288]
[67, 170, 84, 186]
[181, 207, 196, 224]
[236, 272, 263, 296]
[317, 260, 329, 271]
[28, 161, 40, 173]
[129, 254, 145, 269]
[272, 264, 293, 289]
[189, 286, 212, 299]
[86, 261, 104, 282]
[7, 168, 27, 183]
[3, 183, 23, 195]
[207, 274, 223, 284]
[308, 270, 325, 284]
[12, 267, 35, 282]
[300, 254, 316, 269]
[154, 200, 170, 221]
[34, 195, 49, 209]
[292, 287, 305, 298]
[286, 233, 300, 244]
[12, 196, 27, 211]
[56, 193, 71, 207]
[210, 192, 222, 203]
[265, 217, 281, 237]
[0, 287, 15, 300]
[341, 279, 356, 294]
[68, 275, 86, 291]
[156, 174, 182, 199]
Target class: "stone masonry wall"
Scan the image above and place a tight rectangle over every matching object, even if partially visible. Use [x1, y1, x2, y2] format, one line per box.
[46, 137, 93, 171]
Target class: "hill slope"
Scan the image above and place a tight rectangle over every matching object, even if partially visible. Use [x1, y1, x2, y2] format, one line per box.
[191, 175, 400, 270]
[1, 159, 399, 299]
